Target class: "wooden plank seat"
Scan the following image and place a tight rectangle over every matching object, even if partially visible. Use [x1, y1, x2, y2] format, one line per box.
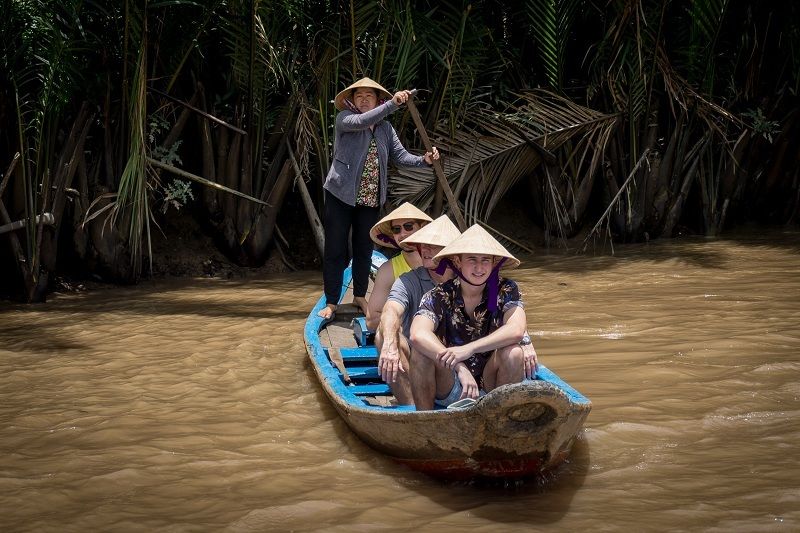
[345, 366, 380, 380]
[348, 383, 391, 395]
[339, 346, 378, 362]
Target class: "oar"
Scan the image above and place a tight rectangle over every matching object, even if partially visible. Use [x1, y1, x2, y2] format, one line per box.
[405, 91, 468, 231]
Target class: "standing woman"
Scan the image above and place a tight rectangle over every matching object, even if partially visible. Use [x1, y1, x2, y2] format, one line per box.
[318, 77, 440, 320]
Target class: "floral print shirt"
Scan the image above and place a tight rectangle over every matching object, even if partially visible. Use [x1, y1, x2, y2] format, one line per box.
[356, 137, 380, 207]
[415, 277, 524, 384]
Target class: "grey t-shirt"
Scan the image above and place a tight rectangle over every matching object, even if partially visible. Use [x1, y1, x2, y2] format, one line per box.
[386, 266, 435, 339]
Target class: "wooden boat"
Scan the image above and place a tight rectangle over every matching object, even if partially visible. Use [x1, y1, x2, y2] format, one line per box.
[304, 251, 592, 480]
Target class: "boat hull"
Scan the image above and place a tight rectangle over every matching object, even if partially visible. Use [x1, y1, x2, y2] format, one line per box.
[304, 252, 591, 480]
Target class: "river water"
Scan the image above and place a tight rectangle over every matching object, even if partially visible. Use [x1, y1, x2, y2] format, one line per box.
[1, 229, 798, 532]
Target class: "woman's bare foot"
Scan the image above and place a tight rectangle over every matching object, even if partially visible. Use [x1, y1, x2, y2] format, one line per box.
[353, 296, 369, 320]
[318, 303, 337, 320]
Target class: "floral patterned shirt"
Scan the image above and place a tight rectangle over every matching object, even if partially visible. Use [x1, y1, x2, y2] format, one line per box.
[415, 277, 524, 384]
[356, 137, 380, 207]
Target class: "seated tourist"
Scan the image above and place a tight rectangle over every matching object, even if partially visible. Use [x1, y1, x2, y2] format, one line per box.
[366, 202, 432, 330]
[374, 215, 461, 405]
[409, 224, 537, 409]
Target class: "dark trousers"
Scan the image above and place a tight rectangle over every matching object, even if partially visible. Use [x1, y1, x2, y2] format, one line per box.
[322, 190, 380, 306]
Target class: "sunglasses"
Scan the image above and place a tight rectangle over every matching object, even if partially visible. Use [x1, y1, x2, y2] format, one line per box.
[390, 222, 418, 234]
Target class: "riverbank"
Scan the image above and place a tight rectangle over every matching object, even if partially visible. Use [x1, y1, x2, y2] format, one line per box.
[29, 193, 552, 299]
[1, 188, 754, 302]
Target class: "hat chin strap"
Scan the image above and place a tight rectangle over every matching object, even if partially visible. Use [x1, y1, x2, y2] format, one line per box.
[450, 257, 507, 313]
[434, 257, 450, 276]
[376, 233, 399, 248]
[343, 98, 360, 113]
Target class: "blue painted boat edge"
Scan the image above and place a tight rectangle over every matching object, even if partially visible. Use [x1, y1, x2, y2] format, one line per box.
[305, 253, 403, 411]
[534, 366, 592, 407]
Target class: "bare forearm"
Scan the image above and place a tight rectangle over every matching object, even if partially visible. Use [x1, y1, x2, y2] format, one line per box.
[378, 304, 403, 350]
[410, 327, 445, 360]
[463, 320, 524, 355]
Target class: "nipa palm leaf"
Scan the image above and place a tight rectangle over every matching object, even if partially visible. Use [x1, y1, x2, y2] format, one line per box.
[390, 89, 619, 227]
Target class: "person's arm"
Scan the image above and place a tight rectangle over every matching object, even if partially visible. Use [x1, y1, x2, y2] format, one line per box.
[520, 330, 538, 379]
[377, 300, 406, 383]
[386, 125, 429, 168]
[436, 306, 527, 369]
[337, 100, 399, 131]
[409, 313, 446, 361]
[366, 262, 393, 331]
[455, 362, 479, 400]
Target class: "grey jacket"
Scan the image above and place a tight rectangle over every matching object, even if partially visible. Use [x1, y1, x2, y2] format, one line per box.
[323, 99, 428, 206]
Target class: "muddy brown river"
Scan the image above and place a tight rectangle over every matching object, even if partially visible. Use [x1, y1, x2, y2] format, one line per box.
[1, 229, 798, 531]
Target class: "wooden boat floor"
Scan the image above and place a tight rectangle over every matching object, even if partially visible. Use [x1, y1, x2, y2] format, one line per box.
[317, 281, 398, 409]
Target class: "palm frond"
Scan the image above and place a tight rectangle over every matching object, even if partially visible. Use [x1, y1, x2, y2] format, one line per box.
[526, 0, 580, 89]
[690, 0, 729, 45]
[391, 90, 619, 224]
[111, 39, 152, 277]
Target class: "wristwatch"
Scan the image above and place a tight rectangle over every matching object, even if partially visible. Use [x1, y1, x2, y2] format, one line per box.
[519, 333, 532, 346]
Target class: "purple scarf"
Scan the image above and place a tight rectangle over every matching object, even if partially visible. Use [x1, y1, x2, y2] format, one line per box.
[375, 233, 399, 248]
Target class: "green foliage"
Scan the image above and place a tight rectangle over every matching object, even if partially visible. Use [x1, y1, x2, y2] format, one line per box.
[3, 0, 798, 285]
[112, 36, 151, 277]
[148, 113, 183, 166]
[742, 108, 780, 143]
[161, 179, 194, 213]
[0, 0, 87, 274]
[526, 0, 580, 89]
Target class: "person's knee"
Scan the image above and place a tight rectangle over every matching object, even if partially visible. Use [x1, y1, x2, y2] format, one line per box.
[496, 344, 524, 378]
[498, 343, 523, 362]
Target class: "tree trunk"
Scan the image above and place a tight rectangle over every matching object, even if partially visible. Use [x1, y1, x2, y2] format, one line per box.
[630, 110, 659, 237]
[569, 156, 600, 236]
[41, 103, 94, 273]
[662, 143, 705, 237]
[103, 82, 115, 187]
[245, 159, 293, 263]
[237, 132, 253, 237]
[603, 151, 625, 234]
[161, 89, 199, 152]
[222, 127, 241, 219]
[198, 88, 219, 219]
[287, 140, 324, 257]
[72, 152, 90, 261]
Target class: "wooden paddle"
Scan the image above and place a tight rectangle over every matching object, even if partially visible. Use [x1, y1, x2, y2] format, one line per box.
[405, 91, 468, 231]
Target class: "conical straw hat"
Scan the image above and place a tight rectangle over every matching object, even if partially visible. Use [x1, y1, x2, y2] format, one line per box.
[433, 224, 520, 270]
[370, 202, 433, 248]
[334, 77, 393, 111]
[401, 215, 461, 248]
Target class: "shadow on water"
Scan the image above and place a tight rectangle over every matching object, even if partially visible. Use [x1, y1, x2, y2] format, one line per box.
[392, 437, 590, 525]
[1, 273, 319, 355]
[303, 359, 591, 525]
[0, 323, 89, 354]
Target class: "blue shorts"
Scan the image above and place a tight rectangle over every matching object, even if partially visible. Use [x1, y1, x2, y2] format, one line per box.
[434, 373, 485, 407]
[434, 373, 462, 407]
